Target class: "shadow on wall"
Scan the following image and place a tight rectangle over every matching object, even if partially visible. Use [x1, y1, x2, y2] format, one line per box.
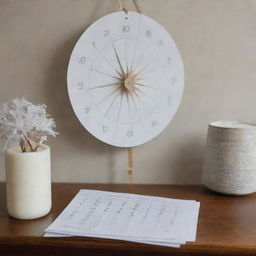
[44, 1, 121, 182]
[45, 29, 110, 153]
[42, 0, 204, 184]
[171, 137, 204, 184]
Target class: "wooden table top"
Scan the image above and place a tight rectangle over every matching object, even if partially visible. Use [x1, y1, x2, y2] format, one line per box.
[0, 183, 256, 256]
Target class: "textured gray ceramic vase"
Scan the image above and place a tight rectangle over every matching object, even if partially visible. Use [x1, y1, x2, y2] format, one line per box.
[202, 121, 256, 195]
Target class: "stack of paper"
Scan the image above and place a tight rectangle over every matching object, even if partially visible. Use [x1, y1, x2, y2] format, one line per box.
[44, 189, 200, 248]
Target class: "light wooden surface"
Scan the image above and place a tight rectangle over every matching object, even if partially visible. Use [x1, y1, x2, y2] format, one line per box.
[0, 183, 256, 255]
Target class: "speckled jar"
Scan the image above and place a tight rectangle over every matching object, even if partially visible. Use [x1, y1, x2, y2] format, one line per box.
[202, 121, 256, 195]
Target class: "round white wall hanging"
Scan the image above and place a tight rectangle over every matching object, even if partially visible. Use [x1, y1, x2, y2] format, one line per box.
[67, 11, 184, 148]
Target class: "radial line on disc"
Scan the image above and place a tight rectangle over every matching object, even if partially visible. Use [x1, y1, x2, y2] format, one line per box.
[135, 87, 158, 104]
[94, 46, 123, 77]
[135, 82, 169, 94]
[104, 90, 121, 118]
[133, 54, 159, 78]
[142, 64, 169, 76]
[130, 93, 143, 122]
[132, 43, 150, 73]
[88, 67, 121, 81]
[88, 82, 121, 90]
[117, 91, 124, 123]
[96, 87, 121, 106]
[129, 14, 142, 73]
[110, 37, 126, 76]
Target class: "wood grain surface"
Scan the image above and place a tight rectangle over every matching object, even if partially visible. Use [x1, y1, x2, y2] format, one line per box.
[0, 183, 256, 256]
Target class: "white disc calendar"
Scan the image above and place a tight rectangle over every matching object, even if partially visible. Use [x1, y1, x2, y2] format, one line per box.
[67, 11, 184, 147]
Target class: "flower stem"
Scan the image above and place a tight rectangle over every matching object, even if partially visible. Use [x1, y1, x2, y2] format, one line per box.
[23, 133, 35, 152]
[19, 139, 26, 153]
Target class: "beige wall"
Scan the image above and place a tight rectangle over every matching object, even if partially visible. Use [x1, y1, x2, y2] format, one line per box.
[0, 0, 255, 184]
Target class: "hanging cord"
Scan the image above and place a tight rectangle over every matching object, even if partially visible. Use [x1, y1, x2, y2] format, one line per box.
[128, 147, 134, 184]
[132, 0, 142, 13]
[118, 0, 128, 13]
[118, 0, 142, 13]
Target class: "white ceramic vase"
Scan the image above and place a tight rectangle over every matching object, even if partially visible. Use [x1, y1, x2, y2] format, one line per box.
[202, 121, 256, 195]
[5, 144, 52, 219]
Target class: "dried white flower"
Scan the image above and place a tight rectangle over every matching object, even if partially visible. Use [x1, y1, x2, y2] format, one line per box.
[0, 98, 58, 152]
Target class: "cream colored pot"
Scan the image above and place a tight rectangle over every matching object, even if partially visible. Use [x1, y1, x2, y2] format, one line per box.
[5, 144, 51, 219]
[202, 121, 256, 195]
